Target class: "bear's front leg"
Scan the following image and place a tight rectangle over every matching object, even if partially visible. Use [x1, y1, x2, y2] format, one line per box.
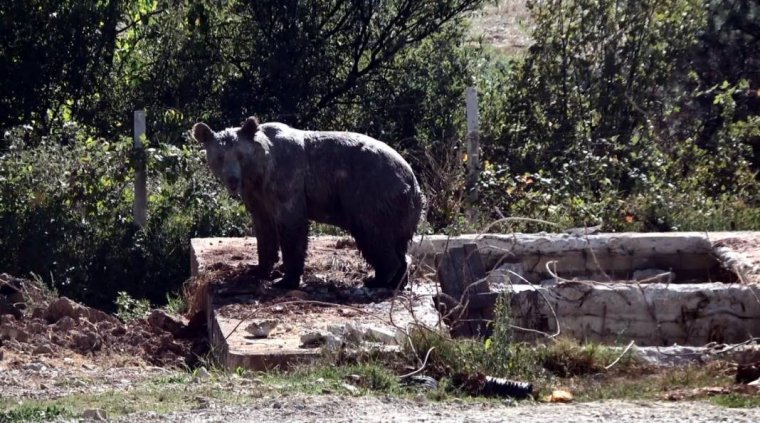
[271, 205, 309, 290]
[249, 206, 279, 279]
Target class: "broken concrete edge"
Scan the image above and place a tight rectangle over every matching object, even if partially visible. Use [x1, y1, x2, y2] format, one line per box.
[208, 307, 411, 371]
[713, 246, 760, 283]
[633, 344, 760, 367]
[410, 232, 760, 282]
[498, 282, 760, 346]
[207, 306, 318, 370]
[411, 232, 711, 262]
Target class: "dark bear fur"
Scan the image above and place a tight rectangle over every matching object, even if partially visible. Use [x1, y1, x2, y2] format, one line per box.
[192, 116, 424, 290]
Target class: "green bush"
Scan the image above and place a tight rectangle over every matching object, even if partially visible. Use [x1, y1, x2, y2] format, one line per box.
[464, 0, 760, 232]
[0, 124, 247, 308]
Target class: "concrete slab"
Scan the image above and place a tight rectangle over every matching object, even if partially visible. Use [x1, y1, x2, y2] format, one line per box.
[192, 232, 760, 354]
[500, 282, 760, 345]
[192, 236, 443, 371]
[411, 232, 760, 346]
[411, 232, 760, 283]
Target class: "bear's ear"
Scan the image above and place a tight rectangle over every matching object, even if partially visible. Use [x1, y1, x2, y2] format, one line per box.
[239, 116, 259, 139]
[192, 123, 214, 146]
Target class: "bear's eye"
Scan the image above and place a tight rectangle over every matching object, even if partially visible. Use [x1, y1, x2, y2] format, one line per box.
[236, 152, 244, 161]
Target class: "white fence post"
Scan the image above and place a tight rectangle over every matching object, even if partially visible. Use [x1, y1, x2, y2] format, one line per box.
[133, 110, 147, 227]
[465, 86, 480, 223]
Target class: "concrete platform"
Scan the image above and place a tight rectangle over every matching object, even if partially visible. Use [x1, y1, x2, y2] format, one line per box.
[415, 232, 760, 345]
[192, 232, 760, 363]
[191, 236, 442, 370]
[411, 231, 760, 283]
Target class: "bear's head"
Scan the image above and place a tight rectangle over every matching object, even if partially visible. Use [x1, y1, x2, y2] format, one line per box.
[192, 116, 263, 197]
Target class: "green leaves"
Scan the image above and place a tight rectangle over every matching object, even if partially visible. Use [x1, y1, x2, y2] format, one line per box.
[0, 124, 247, 308]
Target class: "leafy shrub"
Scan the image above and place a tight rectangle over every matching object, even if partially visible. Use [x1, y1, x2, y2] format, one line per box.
[466, 0, 760, 232]
[115, 291, 151, 321]
[0, 123, 247, 308]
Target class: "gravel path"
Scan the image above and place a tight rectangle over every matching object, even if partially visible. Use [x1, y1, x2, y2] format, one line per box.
[115, 395, 760, 423]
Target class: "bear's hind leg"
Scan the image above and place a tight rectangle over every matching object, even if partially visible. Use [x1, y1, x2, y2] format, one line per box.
[358, 235, 406, 290]
[388, 244, 411, 290]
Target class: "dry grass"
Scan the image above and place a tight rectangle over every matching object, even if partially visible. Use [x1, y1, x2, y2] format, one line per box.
[468, 0, 533, 54]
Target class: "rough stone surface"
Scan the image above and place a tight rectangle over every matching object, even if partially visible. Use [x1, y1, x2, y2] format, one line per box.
[412, 232, 758, 283]
[82, 408, 108, 421]
[44, 297, 119, 326]
[147, 310, 185, 335]
[505, 282, 760, 345]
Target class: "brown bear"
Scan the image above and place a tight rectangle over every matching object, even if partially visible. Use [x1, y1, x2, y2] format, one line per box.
[192, 116, 424, 290]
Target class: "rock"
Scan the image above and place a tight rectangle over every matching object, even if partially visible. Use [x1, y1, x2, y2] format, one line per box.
[0, 296, 22, 319]
[43, 297, 79, 323]
[341, 383, 359, 394]
[72, 330, 103, 352]
[0, 325, 29, 342]
[97, 320, 114, 332]
[194, 366, 211, 380]
[300, 332, 325, 348]
[364, 325, 400, 345]
[545, 389, 574, 403]
[338, 308, 357, 317]
[403, 375, 438, 391]
[148, 309, 186, 335]
[323, 333, 343, 350]
[82, 408, 108, 421]
[33, 344, 54, 355]
[0, 275, 24, 304]
[44, 297, 119, 325]
[54, 316, 76, 331]
[736, 363, 760, 384]
[27, 322, 46, 334]
[111, 324, 127, 336]
[23, 362, 46, 372]
[243, 319, 279, 338]
[331, 323, 364, 343]
[31, 307, 45, 319]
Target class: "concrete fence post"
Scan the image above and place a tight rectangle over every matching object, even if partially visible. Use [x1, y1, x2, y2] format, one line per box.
[133, 110, 147, 227]
[465, 86, 480, 223]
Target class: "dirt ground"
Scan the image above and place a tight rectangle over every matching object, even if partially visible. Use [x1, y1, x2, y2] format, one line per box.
[0, 273, 207, 404]
[3, 264, 760, 421]
[114, 395, 760, 423]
